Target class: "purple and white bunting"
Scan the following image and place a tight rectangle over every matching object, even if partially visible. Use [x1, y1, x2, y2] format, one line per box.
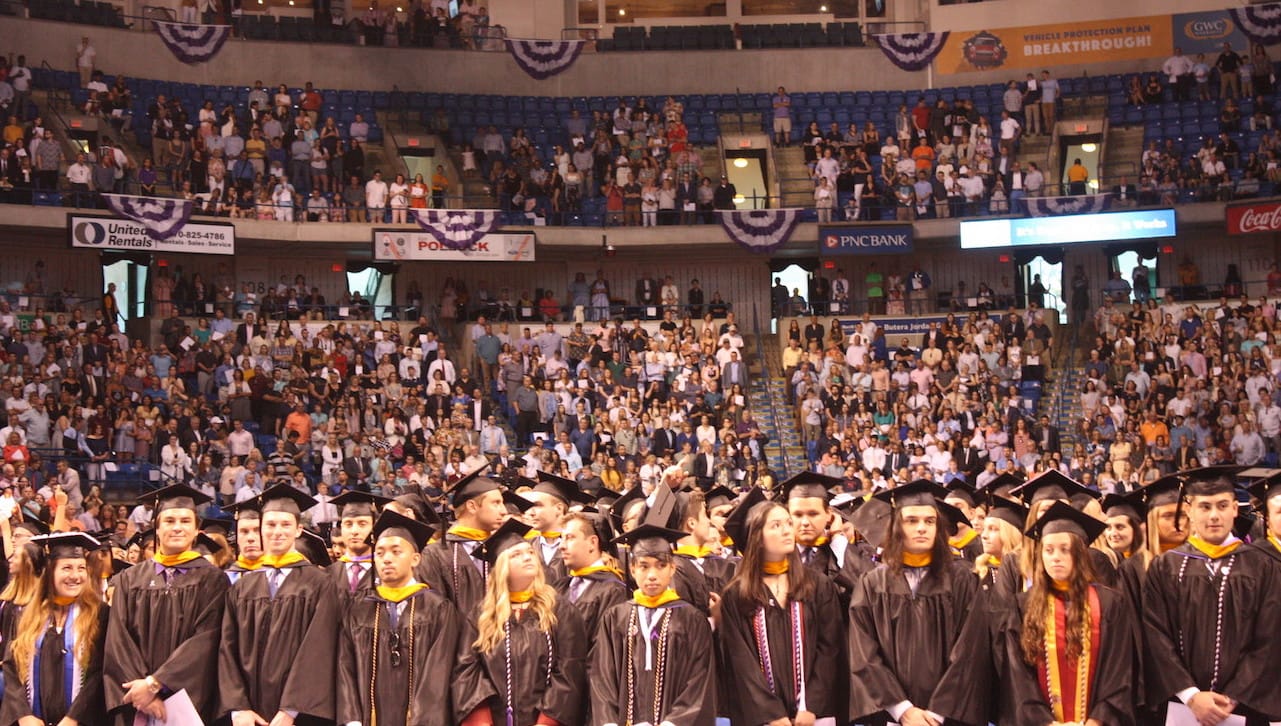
[154, 21, 232, 64]
[1231, 3, 1281, 46]
[717, 209, 803, 253]
[102, 194, 194, 240]
[1026, 194, 1112, 217]
[506, 39, 586, 80]
[413, 209, 501, 250]
[874, 32, 951, 72]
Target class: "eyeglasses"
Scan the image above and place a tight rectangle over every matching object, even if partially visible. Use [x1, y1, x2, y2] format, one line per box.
[388, 630, 402, 668]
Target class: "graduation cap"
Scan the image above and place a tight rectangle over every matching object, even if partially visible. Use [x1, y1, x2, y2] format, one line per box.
[445, 465, 502, 507]
[126, 529, 155, 550]
[936, 499, 970, 536]
[848, 495, 893, 549]
[331, 490, 392, 519]
[224, 497, 263, 521]
[1010, 471, 1098, 505]
[194, 532, 224, 556]
[872, 480, 948, 509]
[1246, 469, 1281, 510]
[1102, 491, 1147, 523]
[390, 492, 444, 529]
[259, 484, 318, 518]
[474, 518, 536, 566]
[14, 517, 50, 537]
[1180, 465, 1247, 498]
[981, 472, 1025, 499]
[608, 486, 648, 533]
[722, 487, 768, 555]
[642, 479, 686, 531]
[295, 529, 331, 567]
[503, 490, 534, 515]
[704, 486, 739, 512]
[1233, 509, 1259, 541]
[777, 471, 842, 503]
[1024, 500, 1107, 543]
[372, 509, 436, 551]
[1138, 475, 1185, 508]
[201, 514, 235, 536]
[984, 494, 1030, 530]
[111, 558, 132, 575]
[30, 532, 100, 561]
[533, 471, 593, 506]
[138, 483, 213, 515]
[609, 523, 685, 559]
[943, 480, 978, 508]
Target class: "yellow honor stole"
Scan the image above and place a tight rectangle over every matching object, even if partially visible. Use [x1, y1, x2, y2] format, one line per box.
[540, 531, 563, 540]
[260, 551, 310, 568]
[509, 589, 534, 603]
[673, 544, 711, 559]
[949, 528, 978, 551]
[447, 525, 490, 541]
[633, 588, 681, 608]
[1187, 535, 1241, 560]
[377, 583, 429, 603]
[902, 552, 932, 568]
[235, 555, 263, 571]
[569, 565, 624, 579]
[152, 551, 204, 567]
[762, 560, 790, 575]
[1269, 534, 1281, 554]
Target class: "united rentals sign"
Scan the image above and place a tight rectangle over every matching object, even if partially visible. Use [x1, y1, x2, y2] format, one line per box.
[1227, 201, 1281, 235]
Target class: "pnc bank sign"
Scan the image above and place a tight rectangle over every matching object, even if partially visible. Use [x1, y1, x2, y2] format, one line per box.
[819, 225, 914, 255]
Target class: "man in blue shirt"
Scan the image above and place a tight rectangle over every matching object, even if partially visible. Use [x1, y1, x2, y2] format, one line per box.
[1039, 70, 1060, 134]
[772, 86, 792, 147]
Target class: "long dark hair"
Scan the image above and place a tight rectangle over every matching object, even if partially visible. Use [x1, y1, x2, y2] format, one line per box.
[725, 501, 815, 607]
[882, 505, 953, 578]
[1021, 535, 1098, 664]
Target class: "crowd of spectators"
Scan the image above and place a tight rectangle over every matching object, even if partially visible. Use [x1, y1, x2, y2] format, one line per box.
[0, 262, 773, 548]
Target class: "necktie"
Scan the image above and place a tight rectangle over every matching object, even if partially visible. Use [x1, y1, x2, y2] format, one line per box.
[387, 601, 400, 629]
[802, 547, 814, 566]
[268, 568, 283, 598]
[161, 567, 176, 585]
[349, 562, 364, 593]
[569, 577, 586, 603]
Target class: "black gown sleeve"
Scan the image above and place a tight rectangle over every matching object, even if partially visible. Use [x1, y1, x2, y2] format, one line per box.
[719, 590, 789, 724]
[1141, 555, 1198, 704]
[847, 568, 909, 716]
[663, 605, 716, 726]
[538, 599, 588, 726]
[588, 604, 627, 726]
[804, 579, 844, 719]
[0, 636, 32, 725]
[279, 570, 339, 719]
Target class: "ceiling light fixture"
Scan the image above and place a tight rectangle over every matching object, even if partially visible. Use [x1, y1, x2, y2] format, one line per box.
[733, 157, 748, 168]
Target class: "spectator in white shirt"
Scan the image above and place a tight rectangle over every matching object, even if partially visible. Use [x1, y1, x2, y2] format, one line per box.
[365, 170, 389, 222]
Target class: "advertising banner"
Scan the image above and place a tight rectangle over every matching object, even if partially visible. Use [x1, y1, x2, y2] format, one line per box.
[373, 230, 536, 262]
[1226, 200, 1281, 235]
[819, 225, 914, 255]
[1172, 11, 1249, 56]
[935, 15, 1172, 75]
[838, 316, 951, 338]
[960, 209, 1177, 249]
[68, 215, 235, 255]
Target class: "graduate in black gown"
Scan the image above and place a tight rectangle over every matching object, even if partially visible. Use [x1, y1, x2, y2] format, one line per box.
[218, 484, 339, 726]
[104, 484, 229, 725]
[328, 490, 392, 610]
[1248, 471, 1281, 563]
[555, 510, 627, 639]
[719, 488, 845, 726]
[455, 518, 588, 726]
[1143, 467, 1281, 723]
[847, 480, 979, 726]
[590, 525, 716, 726]
[781, 473, 872, 604]
[0, 533, 108, 726]
[223, 498, 265, 585]
[999, 472, 1118, 595]
[526, 472, 593, 587]
[1001, 502, 1138, 726]
[338, 509, 478, 726]
[640, 468, 715, 615]
[417, 468, 508, 619]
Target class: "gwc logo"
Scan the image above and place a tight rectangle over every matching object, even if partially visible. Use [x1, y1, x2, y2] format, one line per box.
[73, 220, 108, 245]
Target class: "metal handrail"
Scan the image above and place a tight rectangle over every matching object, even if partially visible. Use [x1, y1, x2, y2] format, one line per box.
[752, 304, 789, 478]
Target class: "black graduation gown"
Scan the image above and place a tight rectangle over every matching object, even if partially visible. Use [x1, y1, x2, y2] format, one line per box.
[590, 599, 716, 726]
[951, 533, 984, 563]
[848, 559, 979, 723]
[930, 575, 1014, 726]
[672, 556, 711, 615]
[103, 558, 229, 725]
[415, 535, 487, 619]
[218, 562, 339, 723]
[537, 538, 569, 587]
[700, 555, 737, 594]
[800, 540, 873, 607]
[1002, 585, 1137, 726]
[456, 597, 588, 726]
[328, 557, 378, 613]
[554, 570, 628, 639]
[0, 607, 109, 726]
[337, 587, 476, 726]
[1143, 542, 1281, 720]
[0, 599, 26, 661]
[1117, 554, 1162, 725]
[719, 577, 844, 723]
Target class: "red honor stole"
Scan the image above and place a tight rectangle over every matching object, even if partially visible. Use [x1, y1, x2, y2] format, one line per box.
[1037, 585, 1101, 723]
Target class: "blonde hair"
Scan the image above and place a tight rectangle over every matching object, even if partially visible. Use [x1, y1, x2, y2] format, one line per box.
[11, 558, 102, 682]
[975, 516, 1022, 581]
[474, 544, 558, 654]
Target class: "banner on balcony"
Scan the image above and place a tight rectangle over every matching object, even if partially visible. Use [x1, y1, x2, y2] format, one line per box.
[412, 209, 502, 250]
[1231, 3, 1281, 46]
[101, 194, 195, 240]
[717, 209, 803, 253]
[69, 213, 235, 255]
[153, 21, 233, 64]
[506, 39, 586, 80]
[1027, 194, 1112, 217]
[874, 32, 951, 71]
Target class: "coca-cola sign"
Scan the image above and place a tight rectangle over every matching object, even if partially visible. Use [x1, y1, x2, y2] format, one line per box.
[1227, 201, 1281, 235]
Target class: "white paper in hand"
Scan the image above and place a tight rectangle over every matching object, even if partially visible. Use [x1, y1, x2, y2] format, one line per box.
[132, 688, 204, 726]
[0, 496, 15, 520]
[1164, 702, 1246, 726]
